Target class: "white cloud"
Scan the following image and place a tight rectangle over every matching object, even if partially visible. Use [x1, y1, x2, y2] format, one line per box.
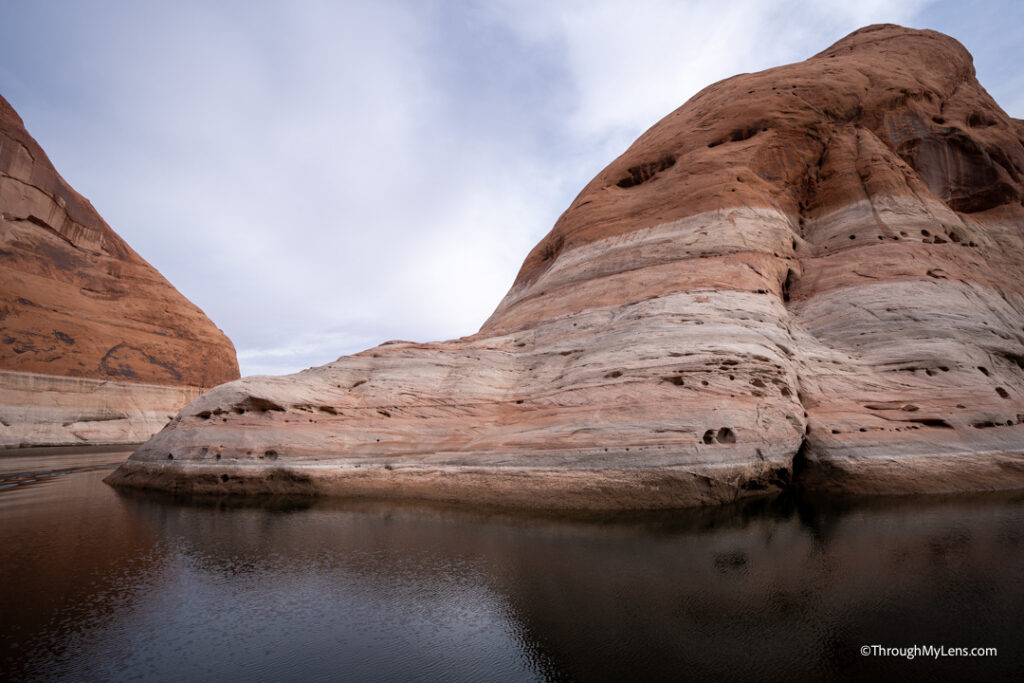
[484, 0, 933, 156]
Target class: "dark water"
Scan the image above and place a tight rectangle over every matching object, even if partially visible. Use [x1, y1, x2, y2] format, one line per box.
[1, 449, 1022, 682]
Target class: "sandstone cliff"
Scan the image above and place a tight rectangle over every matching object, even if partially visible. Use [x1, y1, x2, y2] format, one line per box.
[108, 25, 1024, 508]
[1, 95, 239, 446]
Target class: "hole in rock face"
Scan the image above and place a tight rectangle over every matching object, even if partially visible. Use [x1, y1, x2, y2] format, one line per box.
[996, 387, 1010, 399]
[702, 430, 715, 444]
[617, 155, 676, 188]
[908, 418, 954, 429]
[967, 112, 997, 128]
[1000, 351, 1024, 369]
[264, 449, 279, 460]
[605, 370, 623, 379]
[662, 376, 685, 386]
[717, 427, 737, 443]
[220, 474, 229, 483]
[539, 236, 566, 262]
[979, 366, 990, 376]
[233, 396, 285, 413]
[782, 269, 795, 302]
[708, 125, 765, 148]
[167, 454, 173, 460]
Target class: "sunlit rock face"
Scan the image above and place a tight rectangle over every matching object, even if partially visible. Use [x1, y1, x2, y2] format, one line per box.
[109, 25, 1024, 508]
[0, 95, 239, 446]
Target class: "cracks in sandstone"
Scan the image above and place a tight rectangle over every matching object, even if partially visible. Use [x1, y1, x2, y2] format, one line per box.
[6, 212, 77, 249]
[777, 135, 842, 494]
[776, 268, 812, 494]
[0, 129, 38, 163]
[852, 128, 891, 235]
[0, 173, 107, 256]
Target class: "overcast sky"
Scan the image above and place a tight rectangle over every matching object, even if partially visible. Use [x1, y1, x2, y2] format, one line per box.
[2, 1, 1021, 377]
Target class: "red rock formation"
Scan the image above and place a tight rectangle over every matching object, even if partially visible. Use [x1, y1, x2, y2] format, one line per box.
[0, 95, 238, 387]
[1, 94, 239, 446]
[109, 25, 1024, 507]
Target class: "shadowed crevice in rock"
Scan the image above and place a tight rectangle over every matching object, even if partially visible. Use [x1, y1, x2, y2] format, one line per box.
[898, 129, 1021, 212]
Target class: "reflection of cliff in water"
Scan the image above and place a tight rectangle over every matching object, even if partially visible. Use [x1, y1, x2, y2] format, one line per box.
[495, 494, 1024, 682]
[0, 466, 166, 675]
[3, 463, 1023, 681]
[117, 489, 1024, 681]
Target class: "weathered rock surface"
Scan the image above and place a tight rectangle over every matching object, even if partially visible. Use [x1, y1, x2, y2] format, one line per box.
[1, 94, 239, 446]
[109, 25, 1024, 508]
[0, 370, 203, 447]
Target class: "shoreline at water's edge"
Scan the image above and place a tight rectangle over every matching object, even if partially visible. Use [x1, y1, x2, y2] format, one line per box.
[104, 452, 1024, 511]
[1, 443, 141, 456]
[104, 460, 778, 511]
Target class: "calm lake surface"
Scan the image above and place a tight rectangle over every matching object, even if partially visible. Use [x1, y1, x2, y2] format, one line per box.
[1, 448, 1022, 682]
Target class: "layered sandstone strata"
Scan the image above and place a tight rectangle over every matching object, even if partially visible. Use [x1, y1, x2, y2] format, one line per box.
[109, 25, 1024, 508]
[1, 95, 239, 446]
[0, 370, 203, 447]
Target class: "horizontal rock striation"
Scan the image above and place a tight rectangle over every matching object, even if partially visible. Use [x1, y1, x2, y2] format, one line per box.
[109, 25, 1024, 508]
[0, 370, 202, 447]
[1, 94, 239, 445]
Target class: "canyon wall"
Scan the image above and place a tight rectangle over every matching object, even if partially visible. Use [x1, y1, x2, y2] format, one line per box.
[109, 25, 1024, 508]
[1, 95, 239, 447]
